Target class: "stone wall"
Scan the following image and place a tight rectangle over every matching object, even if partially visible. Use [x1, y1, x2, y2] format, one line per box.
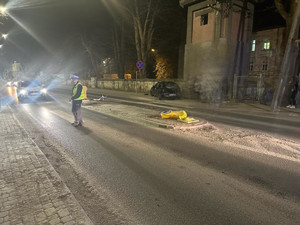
[68, 79, 186, 95]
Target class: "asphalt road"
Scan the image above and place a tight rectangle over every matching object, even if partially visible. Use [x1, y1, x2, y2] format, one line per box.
[53, 87, 300, 139]
[8, 89, 300, 225]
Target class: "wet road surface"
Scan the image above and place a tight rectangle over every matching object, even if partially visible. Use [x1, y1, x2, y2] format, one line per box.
[8, 91, 300, 225]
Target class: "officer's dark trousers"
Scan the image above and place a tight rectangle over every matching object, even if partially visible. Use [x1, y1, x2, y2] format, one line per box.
[290, 91, 297, 106]
[72, 100, 83, 124]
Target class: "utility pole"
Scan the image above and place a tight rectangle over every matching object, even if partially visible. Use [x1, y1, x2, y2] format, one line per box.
[271, 2, 300, 111]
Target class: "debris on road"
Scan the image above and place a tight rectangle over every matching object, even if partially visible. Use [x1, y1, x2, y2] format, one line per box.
[161, 110, 199, 123]
[93, 95, 106, 101]
[161, 110, 187, 120]
[82, 95, 107, 106]
[180, 117, 200, 123]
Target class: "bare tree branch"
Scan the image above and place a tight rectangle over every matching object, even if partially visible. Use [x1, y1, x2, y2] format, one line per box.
[274, 0, 290, 21]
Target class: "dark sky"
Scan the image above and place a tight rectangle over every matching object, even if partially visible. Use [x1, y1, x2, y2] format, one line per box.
[253, 0, 285, 31]
[0, 0, 286, 75]
[0, 0, 111, 74]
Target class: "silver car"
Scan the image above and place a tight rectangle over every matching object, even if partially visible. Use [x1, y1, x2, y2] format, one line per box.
[18, 80, 48, 101]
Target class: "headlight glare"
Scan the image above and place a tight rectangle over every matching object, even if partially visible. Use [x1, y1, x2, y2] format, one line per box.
[41, 88, 47, 94]
[20, 90, 27, 95]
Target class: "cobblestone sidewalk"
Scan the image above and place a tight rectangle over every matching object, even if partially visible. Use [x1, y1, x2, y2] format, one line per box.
[0, 107, 93, 225]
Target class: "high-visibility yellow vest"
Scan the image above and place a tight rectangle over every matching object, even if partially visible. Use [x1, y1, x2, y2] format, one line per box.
[72, 82, 84, 100]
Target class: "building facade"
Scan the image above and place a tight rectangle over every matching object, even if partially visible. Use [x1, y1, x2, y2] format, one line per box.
[180, 0, 254, 101]
[249, 27, 286, 87]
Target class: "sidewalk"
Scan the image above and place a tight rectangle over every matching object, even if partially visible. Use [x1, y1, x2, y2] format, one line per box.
[0, 107, 93, 225]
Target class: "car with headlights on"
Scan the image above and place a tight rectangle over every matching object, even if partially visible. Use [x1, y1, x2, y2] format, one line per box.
[18, 80, 48, 101]
[150, 81, 181, 100]
[6, 81, 19, 87]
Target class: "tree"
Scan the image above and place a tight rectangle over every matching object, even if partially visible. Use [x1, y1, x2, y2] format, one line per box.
[107, 0, 160, 78]
[81, 33, 102, 78]
[251, 0, 299, 109]
[126, 0, 159, 78]
[274, 0, 298, 33]
[106, 0, 186, 79]
[80, 28, 115, 79]
[111, 17, 137, 79]
[153, 0, 186, 79]
[154, 53, 174, 79]
[271, 0, 300, 110]
[112, 22, 126, 79]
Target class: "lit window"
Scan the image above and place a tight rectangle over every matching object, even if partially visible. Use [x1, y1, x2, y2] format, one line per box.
[263, 41, 270, 50]
[201, 14, 208, 26]
[249, 63, 253, 71]
[262, 64, 268, 71]
[251, 40, 256, 51]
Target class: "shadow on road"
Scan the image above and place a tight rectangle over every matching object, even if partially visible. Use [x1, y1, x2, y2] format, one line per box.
[75, 126, 93, 135]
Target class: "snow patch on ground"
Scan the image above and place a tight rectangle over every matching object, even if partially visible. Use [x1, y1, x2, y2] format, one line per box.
[83, 103, 300, 163]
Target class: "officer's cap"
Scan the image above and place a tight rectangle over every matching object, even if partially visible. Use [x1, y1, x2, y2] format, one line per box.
[71, 75, 79, 79]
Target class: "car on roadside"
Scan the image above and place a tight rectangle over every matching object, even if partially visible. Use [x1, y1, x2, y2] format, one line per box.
[150, 81, 181, 100]
[18, 80, 48, 101]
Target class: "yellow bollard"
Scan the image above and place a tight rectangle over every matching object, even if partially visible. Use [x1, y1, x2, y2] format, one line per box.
[83, 86, 87, 99]
[161, 110, 187, 120]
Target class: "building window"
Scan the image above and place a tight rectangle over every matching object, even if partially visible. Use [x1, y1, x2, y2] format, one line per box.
[262, 63, 268, 71]
[200, 14, 208, 26]
[263, 41, 270, 50]
[251, 40, 256, 51]
[249, 63, 253, 71]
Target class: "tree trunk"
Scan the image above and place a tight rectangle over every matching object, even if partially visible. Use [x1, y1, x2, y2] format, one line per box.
[271, 1, 300, 110]
[81, 35, 99, 78]
[113, 23, 126, 79]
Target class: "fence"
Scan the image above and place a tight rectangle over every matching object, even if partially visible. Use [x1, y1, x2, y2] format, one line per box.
[234, 74, 273, 103]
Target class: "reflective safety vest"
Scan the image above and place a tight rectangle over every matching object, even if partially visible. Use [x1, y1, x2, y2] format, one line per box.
[72, 82, 84, 100]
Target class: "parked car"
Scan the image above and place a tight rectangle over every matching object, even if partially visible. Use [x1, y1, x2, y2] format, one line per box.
[18, 80, 48, 101]
[150, 81, 181, 100]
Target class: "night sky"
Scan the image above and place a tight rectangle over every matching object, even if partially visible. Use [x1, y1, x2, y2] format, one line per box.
[0, 0, 285, 75]
[0, 0, 111, 74]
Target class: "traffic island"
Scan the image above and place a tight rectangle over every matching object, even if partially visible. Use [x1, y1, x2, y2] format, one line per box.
[154, 109, 208, 130]
[148, 113, 207, 130]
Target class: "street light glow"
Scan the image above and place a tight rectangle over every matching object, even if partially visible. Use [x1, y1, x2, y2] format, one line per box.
[0, 7, 7, 13]
[0, 45, 3, 48]
[2, 34, 7, 39]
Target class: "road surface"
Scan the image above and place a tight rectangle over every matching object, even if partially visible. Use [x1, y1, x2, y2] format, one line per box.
[7, 88, 300, 225]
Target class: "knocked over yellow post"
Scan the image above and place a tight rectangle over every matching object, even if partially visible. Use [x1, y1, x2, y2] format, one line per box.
[161, 110, 187, 120]
[161, 110, 199, 123]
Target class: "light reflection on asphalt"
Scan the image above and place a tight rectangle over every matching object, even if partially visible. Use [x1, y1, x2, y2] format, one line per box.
[2, 87, 19, 105]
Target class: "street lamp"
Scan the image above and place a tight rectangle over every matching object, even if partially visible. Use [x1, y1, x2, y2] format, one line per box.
[0, 45, 3, 48]
[0, 7, 7, 14]
[2, 34, 7, 39]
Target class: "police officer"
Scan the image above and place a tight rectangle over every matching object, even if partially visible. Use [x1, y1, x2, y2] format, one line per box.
[70, 75, 84, 127]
